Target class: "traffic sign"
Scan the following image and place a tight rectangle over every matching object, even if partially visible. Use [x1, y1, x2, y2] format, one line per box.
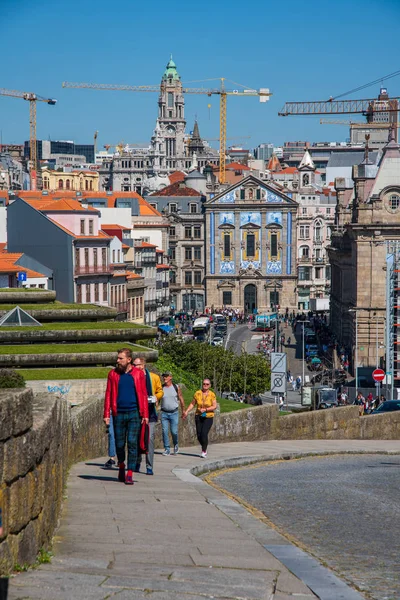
[17, 272, 27, 282]
[271, 372, 286, 394]
[372, 368, 385, 382]
[271, 352, 287, 373]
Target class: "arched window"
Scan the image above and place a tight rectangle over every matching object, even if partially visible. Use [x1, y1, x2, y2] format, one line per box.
[299, 245, 309, 259]
[58, 179, 63, 189]
[303, 174, 309, 186]
[85, 180, 89, 191]
[314, 220, 322, 242]
[270, 233, 278, 258]
[43, 177, 49, 190]
[89, 180, 93, 190]
[66, 179, 70, 190]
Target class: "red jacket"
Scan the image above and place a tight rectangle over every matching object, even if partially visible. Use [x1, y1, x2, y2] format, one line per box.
[104, 368, 149, 419]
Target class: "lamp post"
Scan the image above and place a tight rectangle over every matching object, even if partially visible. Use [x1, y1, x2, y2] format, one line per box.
[349, 308, 358, 394]
[301, 320, 310, 394]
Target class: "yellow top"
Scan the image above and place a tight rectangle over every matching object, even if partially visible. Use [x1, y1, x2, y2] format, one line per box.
[193, 389, 217, 418]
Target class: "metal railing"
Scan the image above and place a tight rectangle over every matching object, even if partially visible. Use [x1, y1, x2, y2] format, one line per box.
[75, 265, 110, 275]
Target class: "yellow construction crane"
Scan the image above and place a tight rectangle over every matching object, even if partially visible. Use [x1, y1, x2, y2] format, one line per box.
[0, 88, 56, 187]
[62, 79, 271, 183]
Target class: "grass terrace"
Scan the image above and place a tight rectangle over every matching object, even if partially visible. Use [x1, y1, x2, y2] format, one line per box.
[0, 303, 104, 311]
[1, 322, 146, 331]
[0, 343, 145, 355]
[0, 287, 50, 292]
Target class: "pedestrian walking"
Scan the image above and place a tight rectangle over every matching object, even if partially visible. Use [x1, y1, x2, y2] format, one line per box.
[183, 379, 217, 458]
[133, 357, 163, 475]
[103, 349, 149, 485]
[161, 371, 185, 455]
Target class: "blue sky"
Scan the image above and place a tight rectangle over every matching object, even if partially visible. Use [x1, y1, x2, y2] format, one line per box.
[1, 0, 400, 151]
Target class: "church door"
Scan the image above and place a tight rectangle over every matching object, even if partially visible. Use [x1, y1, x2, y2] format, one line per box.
[244, 284, 257, 314]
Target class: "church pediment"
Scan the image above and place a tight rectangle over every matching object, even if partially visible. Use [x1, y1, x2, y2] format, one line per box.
[217, 279, 236, 289]
[218, 223, 235, 230]
[205, 175, 298, 206]
[240, 222, 261, 230]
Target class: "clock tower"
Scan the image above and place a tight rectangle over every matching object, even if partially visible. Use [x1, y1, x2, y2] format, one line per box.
[156, 56, 186, 171]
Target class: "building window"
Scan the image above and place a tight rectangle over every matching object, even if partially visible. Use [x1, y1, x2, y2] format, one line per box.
[390, 194, 400, 210]
[94, 283, 99, 302]
[169, 226, 176, 237]
[190, 203, 197, 214]
[326, 207, 331, 215]
[77, 284, 82, 303]
[194, 247, 201, 260]
[84, 248, 89, 266]
[224, 233, 231, 258]
[270, 233, 278, 258]
[90, 180, 93, 190]
[302, 207, 307, 215]
[102, 248, 107, 267]
[169, 247, 176, 260]
[88, 220, 93, 235]
[43, 177, 49, 190]
[256, 189, 261, 200]
[169, 203, 177, 213]
[103, 283, 108, 302]
[184, 226, 192, 239]
[299, 245, 309, 258]
[193, 226, 201, 239]
[299, 225, 310, 239]
[66, 179, 70, 190]
[184, 271, 192, 285]
[240, 189, 245, 200]
[112, 249, 116, 263]
[150, 203, 157, 209]
[170, 271, 176, 284]
[298, 266, 311, 280]
[93, 247, 98, 267]
[118, 249, 121, 262]
[194, 271, 202, 285]
[315, 267, 323, 279]
[86, 283, 91, 303]
[223, 291, 232, 305]
[314, 220, 322, 242]
[185, 247, 192, 260]
[75, 247, 80, 267]
[80, 219, 85, 235]
[58, 179, 64, 189]
[168, 92, 174, 108]
[246, 233, 255, 258]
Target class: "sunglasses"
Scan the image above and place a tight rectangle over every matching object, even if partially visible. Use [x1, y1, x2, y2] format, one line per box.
[203, 383, 211, 386]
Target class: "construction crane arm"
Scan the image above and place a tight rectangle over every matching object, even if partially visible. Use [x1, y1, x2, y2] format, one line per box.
[0, 88, 56, 104]
[279, 97, 400, 116]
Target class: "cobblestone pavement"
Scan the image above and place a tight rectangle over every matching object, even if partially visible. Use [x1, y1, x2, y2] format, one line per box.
[214, 454, 400, 600]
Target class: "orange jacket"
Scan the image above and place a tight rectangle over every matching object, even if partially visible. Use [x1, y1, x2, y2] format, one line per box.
[103, 368, 149, 419]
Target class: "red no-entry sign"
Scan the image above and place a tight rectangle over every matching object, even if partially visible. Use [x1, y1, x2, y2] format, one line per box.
[372, 369, 385, 382]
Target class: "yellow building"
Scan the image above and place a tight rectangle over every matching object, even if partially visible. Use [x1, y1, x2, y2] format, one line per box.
[42, 168, 99, 192]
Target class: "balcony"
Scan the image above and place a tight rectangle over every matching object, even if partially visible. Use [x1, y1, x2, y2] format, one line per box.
[298, 256, 311, 263]
[312, 256, 326, 264]
[75, 264, 111, 275]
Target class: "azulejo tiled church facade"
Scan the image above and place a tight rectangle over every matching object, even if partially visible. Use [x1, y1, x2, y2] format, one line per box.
[204, 175, 298, 312]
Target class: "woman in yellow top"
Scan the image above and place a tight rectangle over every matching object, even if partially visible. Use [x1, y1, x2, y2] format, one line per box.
[183, 379, 217, 458]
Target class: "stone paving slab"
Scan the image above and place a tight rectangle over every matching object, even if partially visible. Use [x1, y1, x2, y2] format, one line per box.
[9, 439, 400, 600]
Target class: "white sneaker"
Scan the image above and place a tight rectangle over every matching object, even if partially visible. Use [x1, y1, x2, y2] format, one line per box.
[201, 451, 207, 459]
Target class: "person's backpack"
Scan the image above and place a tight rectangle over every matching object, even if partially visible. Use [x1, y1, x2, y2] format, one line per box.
[163, 382, 179, 394]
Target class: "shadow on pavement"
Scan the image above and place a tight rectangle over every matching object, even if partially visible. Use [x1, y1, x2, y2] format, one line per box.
[77, 475, 121, 482]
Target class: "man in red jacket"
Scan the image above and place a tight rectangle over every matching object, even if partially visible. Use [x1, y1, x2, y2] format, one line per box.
[104, 348, 149, 485]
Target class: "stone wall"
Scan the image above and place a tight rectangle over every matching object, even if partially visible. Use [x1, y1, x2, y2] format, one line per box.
[0, 390, 107, 575]
[1, 390, 399, 576]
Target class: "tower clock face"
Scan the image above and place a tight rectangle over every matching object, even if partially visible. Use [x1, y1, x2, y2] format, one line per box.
[167, 126, 175, 134]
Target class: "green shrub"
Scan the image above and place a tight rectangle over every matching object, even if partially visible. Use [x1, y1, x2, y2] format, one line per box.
[0, 369, 26, 388]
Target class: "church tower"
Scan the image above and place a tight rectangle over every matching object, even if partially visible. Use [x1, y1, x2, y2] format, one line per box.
[297, 148, 315, 189]
[157, 57, 186, 170]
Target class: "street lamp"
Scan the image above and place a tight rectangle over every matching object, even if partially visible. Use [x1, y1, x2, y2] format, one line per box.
[349, 308, 358, 394]
[301, 320, 310, 393]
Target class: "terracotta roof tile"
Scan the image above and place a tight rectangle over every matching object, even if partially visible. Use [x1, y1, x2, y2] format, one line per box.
[156, 264, 170, 269]
[225, 162, 251, 171]
[150, 181, 201, 197]
[135, 241, 157, 248]
[126, 273, 143, 280]
[101, 224, 131, 230]
[169, 171, 186, 184]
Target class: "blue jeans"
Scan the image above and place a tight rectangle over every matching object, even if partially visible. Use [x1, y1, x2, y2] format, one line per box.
[108, 413, 116, 458]
[161, 410, 178, 451]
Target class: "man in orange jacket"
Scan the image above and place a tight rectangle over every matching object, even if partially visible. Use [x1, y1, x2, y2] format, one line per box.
[104, 348, 149, 485]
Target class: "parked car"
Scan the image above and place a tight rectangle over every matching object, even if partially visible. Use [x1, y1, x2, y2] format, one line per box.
[221, 392, 241, 402]
[372, 400, 400, 413]
[211, 336, 224, 347]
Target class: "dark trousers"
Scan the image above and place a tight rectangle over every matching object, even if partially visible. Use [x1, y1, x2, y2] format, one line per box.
[195, 415, 213, 452]
[114, 410, 141, 470]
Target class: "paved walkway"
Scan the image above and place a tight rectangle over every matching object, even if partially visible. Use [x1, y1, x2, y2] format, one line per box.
[9, 439, 400, 600]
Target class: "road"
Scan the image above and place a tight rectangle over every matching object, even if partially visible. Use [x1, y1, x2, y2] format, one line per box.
[214, 454, 400, 600]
